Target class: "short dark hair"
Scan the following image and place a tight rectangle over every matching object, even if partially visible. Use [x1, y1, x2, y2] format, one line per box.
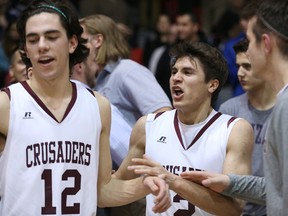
[177, 11, 198, 23]
[233, 39, 249, 54]
[240, 0, 259, 20]
[16, 0, 89, 72]
[253, 0, 288, 57]
[169, 42, 228, 106]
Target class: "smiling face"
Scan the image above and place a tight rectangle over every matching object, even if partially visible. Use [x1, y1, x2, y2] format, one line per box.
[24, 12, 77, 81]
[170, 56, 213, 113]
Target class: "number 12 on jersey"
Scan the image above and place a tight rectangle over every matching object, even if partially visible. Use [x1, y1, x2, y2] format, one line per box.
[41, 169, 81, 215]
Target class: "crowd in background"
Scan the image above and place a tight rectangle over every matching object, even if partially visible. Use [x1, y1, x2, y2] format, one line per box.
[0, 0, 251, 107]
[1, 0, 288, 215]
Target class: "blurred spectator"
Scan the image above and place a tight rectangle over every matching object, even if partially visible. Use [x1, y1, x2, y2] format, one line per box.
[148, 23, 178, 102]
[142, 13, 172, 67]
[176, 11, 207, 43]
[0, 0, 26, 88]
[80, 14, 172, 126]
[214, 0, 254, 100]
[6, 47, 27, 85]
[3, 20, 19, 61]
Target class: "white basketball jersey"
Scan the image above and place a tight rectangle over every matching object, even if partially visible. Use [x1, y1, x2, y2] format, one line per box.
[0, 81, 101, 216]
[145, 109, 239, 216]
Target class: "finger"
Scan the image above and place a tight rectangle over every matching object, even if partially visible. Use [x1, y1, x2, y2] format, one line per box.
[144, 178, 159, 192]
[128, 166, 159, 176]
[201, 175, 230, 192]
[132, 156, 161, 167]
[202, 179, 213, 187]
[128, 163, 163, 176]
[180, 171, 209, 182]
[152, 185, 171, 213]
[128, 165, 150, 170]
[152, 197, 171, 213]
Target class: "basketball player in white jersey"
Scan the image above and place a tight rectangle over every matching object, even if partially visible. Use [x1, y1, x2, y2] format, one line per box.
[114, 41, 254, 215]
[0, 0, 171, 215]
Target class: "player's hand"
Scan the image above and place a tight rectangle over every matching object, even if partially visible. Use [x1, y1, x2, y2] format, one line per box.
[180, 171, 230, 193]
[128, 154, 177, 184]
[143, 176, 171, 213]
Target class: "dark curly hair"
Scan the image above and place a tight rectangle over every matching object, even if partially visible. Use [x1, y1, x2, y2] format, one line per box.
[16, 0, 89, 73]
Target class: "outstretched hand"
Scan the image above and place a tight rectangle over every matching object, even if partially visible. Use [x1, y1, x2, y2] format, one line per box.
[180, 171, 230, 193]
[128, 154, 177, 183]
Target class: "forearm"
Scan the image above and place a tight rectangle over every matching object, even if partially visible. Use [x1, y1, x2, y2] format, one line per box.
[221, 174, 266, 205]
[98, 176, 148, 208]
[169, 176, 242, 216]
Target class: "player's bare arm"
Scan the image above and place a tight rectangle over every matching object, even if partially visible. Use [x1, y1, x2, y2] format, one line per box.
[94, 92, 170, 212]
[223, 118, 253, 176]
[113, 115, 147, 180]
[0, 91, 10, 152]
[130, 155, 243, 216]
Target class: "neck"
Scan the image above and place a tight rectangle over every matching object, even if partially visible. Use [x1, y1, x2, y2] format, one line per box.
[247, 84, 276, 110]
[177, 102, 213, 125]
[267, 47, 288, 93]
[28, 76, 71, 99]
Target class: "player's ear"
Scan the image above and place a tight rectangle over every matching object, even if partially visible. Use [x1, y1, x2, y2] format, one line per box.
[69, 34, 78, 54]
[208, 79, 219, 93]
[262, 33, 272, 54]
[91, 34, 103, 49]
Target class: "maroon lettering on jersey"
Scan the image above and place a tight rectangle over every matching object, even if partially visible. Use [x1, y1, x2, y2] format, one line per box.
[25, 140, 92, 168]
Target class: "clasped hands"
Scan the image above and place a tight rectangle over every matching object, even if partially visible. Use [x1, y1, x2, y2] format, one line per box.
[128, 154, 231, 213]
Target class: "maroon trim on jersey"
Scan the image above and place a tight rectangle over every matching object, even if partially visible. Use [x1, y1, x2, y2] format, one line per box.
[227, 116, 237, 128]
[1, 87, 11, 100]
[86, 88, 95, 97]
[154, 111, 165, 120]
[174, 111, 222, 150]
[63, 82, 77, 120]
[21, 81, 77, 123]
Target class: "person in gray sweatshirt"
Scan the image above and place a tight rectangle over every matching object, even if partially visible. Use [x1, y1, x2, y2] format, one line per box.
[180, 0, 288, 215]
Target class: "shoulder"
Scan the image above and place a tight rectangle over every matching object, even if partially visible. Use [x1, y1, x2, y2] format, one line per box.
[93, 91, 110, 106]
[219, 94, 247, 113]
[119, 59, 151, 73]
[220, 94, 246, 108]
[130, 115, 147, 144]
[270, 90, 288, 122]
[0, 90, 11, 136]
[276, 90, 288, 107]
[92, 91, 111, 123]
[227, 117, 253, 147]
[230, 118, 252, 131]
[134, 115, 148, 130]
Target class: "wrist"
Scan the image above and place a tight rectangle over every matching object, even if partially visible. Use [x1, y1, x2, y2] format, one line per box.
[164, 173, 179, 188]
